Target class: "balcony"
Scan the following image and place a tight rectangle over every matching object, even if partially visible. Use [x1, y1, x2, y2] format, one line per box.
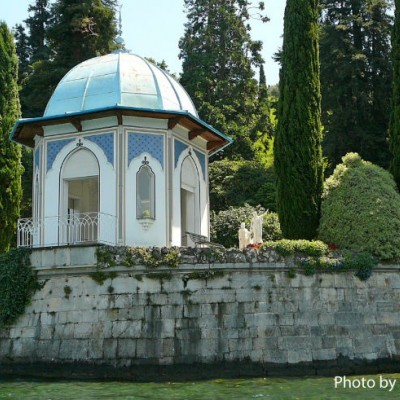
[17, 212, 117, 248]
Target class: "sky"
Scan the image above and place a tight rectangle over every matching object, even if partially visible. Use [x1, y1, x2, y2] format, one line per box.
[1, 0, 285, 85]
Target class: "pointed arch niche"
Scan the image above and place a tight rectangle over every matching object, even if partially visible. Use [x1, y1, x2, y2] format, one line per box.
[59, 148, 100, 243]
[180, 156, 200, 246]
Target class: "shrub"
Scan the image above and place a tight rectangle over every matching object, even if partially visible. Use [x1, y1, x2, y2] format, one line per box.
[319, 153, 400, 260]
[261, 239, 328, 257]
[0, 248, 40, 325]
[210, 204, 282, 248]
[209, 159, 276, 213]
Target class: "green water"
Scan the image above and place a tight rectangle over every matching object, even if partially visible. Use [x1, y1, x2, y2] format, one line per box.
[1, 374, 400, 400]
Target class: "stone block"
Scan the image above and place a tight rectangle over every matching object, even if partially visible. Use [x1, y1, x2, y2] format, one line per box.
[34, 339, 61, 359]
[280, 326, 310, 337]
[288, 348, 312, 363]
[87, 338, 104, 359]
[160, 304, 181, 320]
[335, 312, 363, 326]
[149, 293, 168, 305]
[74, 322, 94, 339]
[117, 338, 136, 358]
[318, 313, 335, 325]
[39, 325, 55, 340]
[376, 312, 398, 325]
[54, 323, 75, 339]
[0, 339, 12, 356]
[160, 319, 175, 338]
[322, 336, 337, 349]
[312, 348, 336, 361]
[144, 305, 162, 320]
[278, 336, 311, 350]
[278, 313, 294, 326]
[103, 338, 117, 359]
[183, 304, 201, 318]
[70, 246, 96, 266]
[109, 294, 132, 309]
[112, 320, 142, 338]
[162, 338, 175, 357]
[263, 348, 288, 364]
[54, 248, 70, 267]
[294, 312, 319, 326]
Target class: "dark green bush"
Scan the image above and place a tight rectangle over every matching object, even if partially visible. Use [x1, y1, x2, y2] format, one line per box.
[261, 239, 328, 257]
[0, 248, 40, 325]
[210, 205, 282, 248]
[209, 159, 276, 213]
[319, 153, 400, 260]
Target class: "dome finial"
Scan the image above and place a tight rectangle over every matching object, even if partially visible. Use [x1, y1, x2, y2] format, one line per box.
[115, 2, 126, 51]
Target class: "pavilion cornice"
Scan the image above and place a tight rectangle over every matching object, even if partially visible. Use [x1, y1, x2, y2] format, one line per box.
[10, 106, 232, 156]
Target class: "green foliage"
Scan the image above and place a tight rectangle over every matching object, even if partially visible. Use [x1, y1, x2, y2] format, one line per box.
[179, 0, 270, 159]
[299, 250, 377, 281]
[96, 246, 180, 271]
[261, 239, 328, 257]
[0, 22, 23, 253]
[0, 248, 40, 326]
[262, 212, 283, 241]
[321, 0, 392, 172]
[63, 285, 72, 298]
[16, 0, 117, 117]
[390, 0, 400, 189]
[182, 270, 225, 283]
[209, 159, 276, 213]
[319, 153, 400, 260]
[147, 272, 173, 282]
[275, 0, 324, 239]
[210, 205, 282, 248]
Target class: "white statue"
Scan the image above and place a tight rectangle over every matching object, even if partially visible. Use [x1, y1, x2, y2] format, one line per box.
[250, 211, 263, 244]
[238, 222, 251, 250]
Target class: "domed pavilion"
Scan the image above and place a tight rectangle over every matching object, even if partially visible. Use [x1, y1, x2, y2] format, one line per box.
[11, 52, 232, 248]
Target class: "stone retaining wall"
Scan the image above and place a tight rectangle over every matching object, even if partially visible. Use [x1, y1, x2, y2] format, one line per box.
[1, 246, 400, 379]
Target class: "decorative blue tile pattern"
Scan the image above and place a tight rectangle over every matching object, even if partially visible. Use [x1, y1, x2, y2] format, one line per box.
[47, 139, 74, 172]
[174, 140, 188, 169]
[128, 133, 164, 169]
[34, 147, 41, 171]
[86, 133, 114, 166]
[194, 149, 206, 179]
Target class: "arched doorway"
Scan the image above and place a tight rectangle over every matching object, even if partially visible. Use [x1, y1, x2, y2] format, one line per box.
[60, 148, 99, 244]
[180, 156, 200, 246]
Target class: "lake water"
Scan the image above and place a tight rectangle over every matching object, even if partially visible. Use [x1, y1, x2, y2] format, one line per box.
[1, 374, 400, 399]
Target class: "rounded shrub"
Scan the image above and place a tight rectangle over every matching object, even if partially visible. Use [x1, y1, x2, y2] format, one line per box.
[210, 204, 282, 248]
[319, 153, 400, 260]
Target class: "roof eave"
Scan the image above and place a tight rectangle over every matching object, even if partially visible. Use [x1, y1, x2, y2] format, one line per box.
[10, 106, 233, 155]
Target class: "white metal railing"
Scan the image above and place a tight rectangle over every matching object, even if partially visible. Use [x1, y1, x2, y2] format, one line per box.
[17, 212, 117, 248]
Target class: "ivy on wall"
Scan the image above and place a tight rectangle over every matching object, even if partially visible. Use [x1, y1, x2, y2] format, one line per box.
[0, 248, 41, 326]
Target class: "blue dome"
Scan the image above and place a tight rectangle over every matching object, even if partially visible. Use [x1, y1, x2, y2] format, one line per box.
[44, 52, 198, 117]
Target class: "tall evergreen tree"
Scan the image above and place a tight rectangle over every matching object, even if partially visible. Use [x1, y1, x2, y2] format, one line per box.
[17, 0, 117, 118]
[389, 0, 400, 188]
[0, 22, 23, 252]
[25, 0, 51, 63]
[179, 0, 268, 159]
[48, 0, 117, 70]
[274, 0, 323, 239]
[13, 24, 30, 85]
[320, 0, 392, 171]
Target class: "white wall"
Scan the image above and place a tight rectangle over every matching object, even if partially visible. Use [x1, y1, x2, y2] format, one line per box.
[125, 150, 166, 247]
[43, 133, 117, 246]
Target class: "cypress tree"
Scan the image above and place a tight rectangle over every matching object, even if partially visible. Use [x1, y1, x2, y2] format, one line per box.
[390, 0, 400, 188]
[0, 22, 23, 252]
[274, 0, 323, 239]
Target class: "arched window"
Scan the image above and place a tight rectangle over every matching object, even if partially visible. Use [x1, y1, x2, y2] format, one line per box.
[136, 164, 155, 219]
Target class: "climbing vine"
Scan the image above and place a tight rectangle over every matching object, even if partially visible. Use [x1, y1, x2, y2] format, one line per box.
[0, 248, 41, 326]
